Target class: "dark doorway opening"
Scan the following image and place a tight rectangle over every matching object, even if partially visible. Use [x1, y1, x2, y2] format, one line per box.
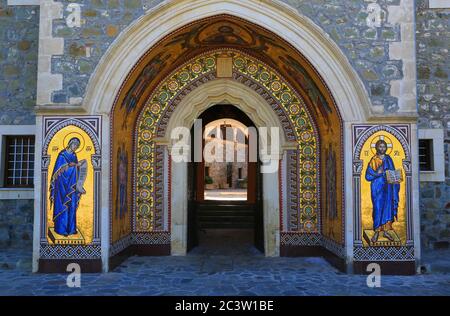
[187, 104, 264, 255]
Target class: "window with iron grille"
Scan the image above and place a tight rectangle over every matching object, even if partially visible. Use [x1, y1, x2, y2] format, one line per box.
[4, 135, 35, 188]
[419, 139, 434, 172]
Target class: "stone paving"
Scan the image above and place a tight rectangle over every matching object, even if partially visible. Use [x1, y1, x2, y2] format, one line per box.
[0, 245, 449, 296]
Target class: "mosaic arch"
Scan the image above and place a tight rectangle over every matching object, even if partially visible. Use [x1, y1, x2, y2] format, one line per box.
[135, 50, 319, 233]
[109, 15, 345, 253]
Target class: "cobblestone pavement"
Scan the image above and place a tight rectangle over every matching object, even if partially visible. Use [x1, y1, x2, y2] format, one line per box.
[0, 246, 449, 296]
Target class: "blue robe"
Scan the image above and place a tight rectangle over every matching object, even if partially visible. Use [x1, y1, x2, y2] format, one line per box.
[50, 150, 80, 236]
[365, 155, 400, 230]
[118, 183, 127, 219]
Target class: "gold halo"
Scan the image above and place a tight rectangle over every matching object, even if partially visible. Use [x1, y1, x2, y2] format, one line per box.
[63, 132, 85, 154]
[370, 134, 393, 155]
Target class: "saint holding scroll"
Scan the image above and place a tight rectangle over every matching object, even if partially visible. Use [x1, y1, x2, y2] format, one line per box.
[50, 137, 87, 237]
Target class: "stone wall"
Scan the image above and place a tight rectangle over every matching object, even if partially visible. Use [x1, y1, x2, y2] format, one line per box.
[204, 136, 248, 190]
[0, 199, 33, 248]
[282, 0, 407, 113]
[206, 162, 248, 190]
[0, 1, 38, 250]
[48, 0, 163, 104]
[39, 0, 416, 115]
[0, 0, 39, 125]
[416, 0, 450, 249]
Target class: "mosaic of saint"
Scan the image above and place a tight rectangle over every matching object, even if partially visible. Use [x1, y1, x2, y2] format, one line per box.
[116, 144, 129, 220]
[50, 138, 87, 237]
[115, 143, 130, 238]
[46, 126, 95, 245]
[365, 138, 402, 243]
[360, 132, 406, 247]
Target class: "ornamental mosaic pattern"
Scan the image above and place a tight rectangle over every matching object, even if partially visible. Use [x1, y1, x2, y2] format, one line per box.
[280, 233, 345, 258]
[135, 50, 318, 233]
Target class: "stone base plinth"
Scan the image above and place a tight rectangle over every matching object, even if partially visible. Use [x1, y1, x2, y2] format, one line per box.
[363, 229, 401, 247]
[48, 228, 85, 245]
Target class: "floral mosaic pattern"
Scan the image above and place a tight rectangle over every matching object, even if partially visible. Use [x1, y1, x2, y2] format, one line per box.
[232, 53, 319, 232]
[135, 50, 318, 233]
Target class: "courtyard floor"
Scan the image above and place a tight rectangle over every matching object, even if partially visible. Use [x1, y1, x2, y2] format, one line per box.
[1, 235, 449, 296]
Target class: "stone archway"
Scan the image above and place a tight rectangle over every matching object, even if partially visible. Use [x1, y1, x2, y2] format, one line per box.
[134, 50, 320, 257]
[86, 3, 366, 271]
[104, 12, 349, 271]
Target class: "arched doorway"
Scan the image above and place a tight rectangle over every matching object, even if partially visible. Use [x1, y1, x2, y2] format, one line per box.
[105, 12, 347, 269]
[161, 77, 296, 257]
[110, 38, 343, 260]
[186, 104, 264, 255]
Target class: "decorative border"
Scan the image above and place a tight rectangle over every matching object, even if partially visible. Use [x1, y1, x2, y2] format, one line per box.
[109, 234, 133, 257]
[132, 232, 171, 245]
[280, 232, 321, 246]
[280, 233, 346, 258]
[109, 232, 171, 257]
[352, 125, 411, 160]
[153, 145, 165, 230]
[353, 246, 415, 261]
[111, 232, 346, 258]
[279, 159, 284, 231]
[286, 150, 298, 230]
[40, 116, 102, 260]
[40, 244, 102, 260]
[42, 117, 101, 153]
[352, 124, 414, 261]
[322, 236, 346, 258]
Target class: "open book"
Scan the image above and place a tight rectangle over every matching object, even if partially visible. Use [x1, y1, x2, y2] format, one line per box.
[386, 169, 403, 184]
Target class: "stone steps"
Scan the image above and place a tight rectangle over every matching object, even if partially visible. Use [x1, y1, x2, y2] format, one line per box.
[196, 203, 255, 229]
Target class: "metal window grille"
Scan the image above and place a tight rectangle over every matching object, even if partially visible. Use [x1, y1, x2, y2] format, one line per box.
[419, 139, 434, 172]
[4, 135, 35, 188]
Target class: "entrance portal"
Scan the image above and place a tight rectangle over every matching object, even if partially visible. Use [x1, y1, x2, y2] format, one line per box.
[187, 105, 264, 254]
[108, 14, 346, 265]
[33, 1, 420, 275]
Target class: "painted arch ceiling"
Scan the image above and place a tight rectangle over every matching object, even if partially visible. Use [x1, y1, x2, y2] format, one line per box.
[113, 15, 341, 132]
